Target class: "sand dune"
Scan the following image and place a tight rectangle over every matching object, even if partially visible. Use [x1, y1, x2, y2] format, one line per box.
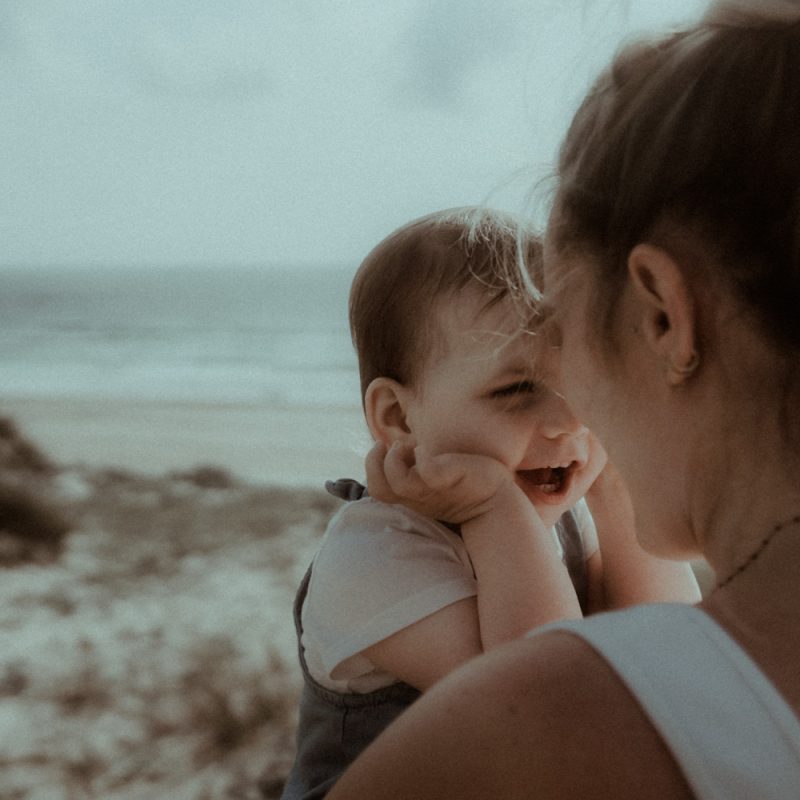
[0, 403, 362, 797]
[0, 453, 339, 798]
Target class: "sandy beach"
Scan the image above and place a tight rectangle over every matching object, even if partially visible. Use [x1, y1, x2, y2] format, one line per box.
[1, 396, 371, 488]
[0, 400, 362, 798]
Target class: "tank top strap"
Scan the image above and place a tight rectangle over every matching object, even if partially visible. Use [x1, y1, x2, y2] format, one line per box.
[535, 604, 800, 800]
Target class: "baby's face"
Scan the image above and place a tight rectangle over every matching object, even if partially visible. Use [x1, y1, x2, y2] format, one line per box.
[404, 289, 605, 527]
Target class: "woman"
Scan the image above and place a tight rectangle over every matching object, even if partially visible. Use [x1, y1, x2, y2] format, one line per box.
[326, 1, 800, 797]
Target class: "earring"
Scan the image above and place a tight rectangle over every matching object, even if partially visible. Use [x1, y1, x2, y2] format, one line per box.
[667, 350, 700, 384]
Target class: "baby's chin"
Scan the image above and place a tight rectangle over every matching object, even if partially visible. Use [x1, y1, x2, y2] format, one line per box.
[516, 487, 578, 528]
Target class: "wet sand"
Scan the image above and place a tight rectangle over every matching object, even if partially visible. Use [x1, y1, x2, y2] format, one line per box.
[1, 395, 371, 487]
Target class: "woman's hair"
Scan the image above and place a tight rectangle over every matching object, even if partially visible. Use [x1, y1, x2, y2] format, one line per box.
[552, 0, 800, 352]
[349, 206, 541, 403]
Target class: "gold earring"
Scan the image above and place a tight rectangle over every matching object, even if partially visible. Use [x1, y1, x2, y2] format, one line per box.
[667, 350, 700, 384]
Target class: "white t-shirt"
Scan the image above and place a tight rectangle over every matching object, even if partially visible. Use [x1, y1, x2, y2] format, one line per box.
[301, 497, 597, 693]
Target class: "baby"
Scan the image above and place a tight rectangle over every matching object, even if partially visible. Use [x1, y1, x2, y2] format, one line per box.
[281, 207, 694, 799]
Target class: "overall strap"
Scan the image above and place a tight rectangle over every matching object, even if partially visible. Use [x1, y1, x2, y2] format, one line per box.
[542, 605, 800, 800]
[554, 508, 588, 613]
[325, 478, 367, 501]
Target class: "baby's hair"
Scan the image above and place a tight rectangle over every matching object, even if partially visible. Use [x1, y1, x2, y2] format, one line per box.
[349, 206, 541, 404]
[552, 0, 800, 352]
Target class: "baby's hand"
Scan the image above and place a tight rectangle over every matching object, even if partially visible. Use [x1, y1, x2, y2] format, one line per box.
[365, 441, 514, 525]
[584, 457, 626, 513]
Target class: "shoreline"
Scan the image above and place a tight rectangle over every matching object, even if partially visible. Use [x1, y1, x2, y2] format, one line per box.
[0, 395, 371, 487]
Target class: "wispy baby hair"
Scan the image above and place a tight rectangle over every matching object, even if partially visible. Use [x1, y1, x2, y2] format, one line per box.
[349, 206, 542, 404]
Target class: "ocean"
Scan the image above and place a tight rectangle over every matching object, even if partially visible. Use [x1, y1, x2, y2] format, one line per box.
[0, 265, 361, 409]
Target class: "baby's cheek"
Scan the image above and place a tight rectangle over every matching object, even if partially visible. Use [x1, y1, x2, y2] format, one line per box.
[587, 437, 608, 476]
[434, 426, 503, 462]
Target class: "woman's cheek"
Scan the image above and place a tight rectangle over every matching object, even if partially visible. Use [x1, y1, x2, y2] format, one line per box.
[559, 341, 600, 426]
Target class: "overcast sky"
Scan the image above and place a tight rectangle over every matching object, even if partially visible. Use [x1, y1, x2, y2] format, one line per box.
[2, 0, 706, 270]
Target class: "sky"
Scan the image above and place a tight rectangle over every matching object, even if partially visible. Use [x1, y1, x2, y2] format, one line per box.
[1, 0, 708, 270]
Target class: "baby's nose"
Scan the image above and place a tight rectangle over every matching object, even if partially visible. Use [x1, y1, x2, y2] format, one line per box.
[540, 398, 587, 440]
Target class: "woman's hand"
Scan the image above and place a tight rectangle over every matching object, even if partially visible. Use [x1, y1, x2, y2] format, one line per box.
[365, 441, 514, 525]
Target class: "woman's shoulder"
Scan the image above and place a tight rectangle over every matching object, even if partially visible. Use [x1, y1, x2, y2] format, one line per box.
[452, 604, 800, 800]
[465, 627, 695, 800]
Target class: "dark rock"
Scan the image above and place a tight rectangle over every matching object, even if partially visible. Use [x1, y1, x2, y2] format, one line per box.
[0, 416, 53, 475]
[0, 484, 70, 565]
[0, 416, 71, 565]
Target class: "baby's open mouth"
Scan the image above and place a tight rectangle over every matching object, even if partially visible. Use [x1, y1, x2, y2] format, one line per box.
[517, 461, 577, 501]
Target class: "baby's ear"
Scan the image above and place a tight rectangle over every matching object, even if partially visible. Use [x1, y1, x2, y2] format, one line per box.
[364, 377, 415, 447]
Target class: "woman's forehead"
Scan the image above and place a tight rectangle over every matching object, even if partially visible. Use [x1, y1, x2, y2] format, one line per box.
[540, 238, 585, 307]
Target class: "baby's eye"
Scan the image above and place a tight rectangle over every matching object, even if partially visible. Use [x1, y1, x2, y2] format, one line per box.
[491, 380, 540, 400]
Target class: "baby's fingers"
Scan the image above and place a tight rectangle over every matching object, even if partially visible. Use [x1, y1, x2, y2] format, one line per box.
[383, 442, 434, 500]
[365, 442, 402, 504]
[412, 448, 469, 491]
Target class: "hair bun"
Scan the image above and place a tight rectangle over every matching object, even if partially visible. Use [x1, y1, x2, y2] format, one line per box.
[703, 0, 800, 26]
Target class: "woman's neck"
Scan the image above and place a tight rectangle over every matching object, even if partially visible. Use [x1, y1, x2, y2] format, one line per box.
[697, 431, 800, 599]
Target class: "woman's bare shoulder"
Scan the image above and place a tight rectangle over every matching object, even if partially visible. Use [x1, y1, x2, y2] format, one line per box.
[329, 629, 695, 800]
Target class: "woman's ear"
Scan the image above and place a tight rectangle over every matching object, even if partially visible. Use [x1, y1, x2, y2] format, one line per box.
[364, 377, 416, 446]
[627, 243, 700, 385]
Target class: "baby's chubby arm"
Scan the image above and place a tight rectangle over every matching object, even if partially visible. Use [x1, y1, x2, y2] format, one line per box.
[585, 463, 701, 609]
[363, 442, 581, 682]
[459, 473, 583, 649]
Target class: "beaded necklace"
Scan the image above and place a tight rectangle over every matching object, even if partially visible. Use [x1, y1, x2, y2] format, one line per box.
[716, 514, 800, 589]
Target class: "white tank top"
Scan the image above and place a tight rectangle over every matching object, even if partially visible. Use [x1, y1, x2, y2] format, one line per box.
[536, 604, 800, 800]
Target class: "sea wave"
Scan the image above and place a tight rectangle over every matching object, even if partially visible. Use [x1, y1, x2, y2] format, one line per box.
[0, 265, 362, 407]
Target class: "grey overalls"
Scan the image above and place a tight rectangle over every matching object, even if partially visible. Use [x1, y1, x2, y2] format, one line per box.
[280, 480, 588, 799]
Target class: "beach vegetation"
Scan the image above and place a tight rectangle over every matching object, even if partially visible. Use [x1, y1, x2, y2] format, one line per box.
[0, 416, 334, 798]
